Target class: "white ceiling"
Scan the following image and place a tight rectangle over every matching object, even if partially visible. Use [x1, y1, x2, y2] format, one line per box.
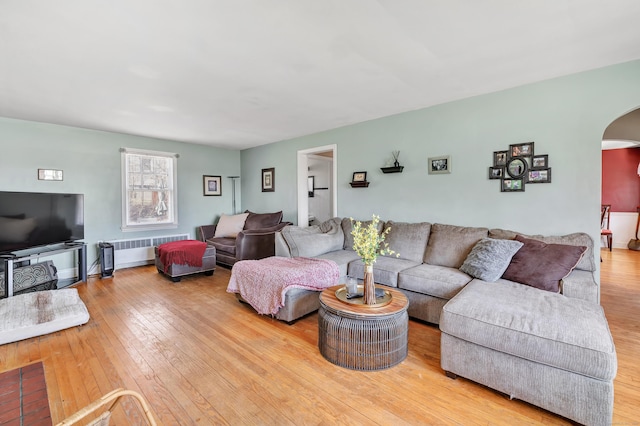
[2, 1, 640, 150]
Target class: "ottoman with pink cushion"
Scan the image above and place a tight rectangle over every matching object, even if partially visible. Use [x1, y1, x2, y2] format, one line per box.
[227, 256, 340, 323]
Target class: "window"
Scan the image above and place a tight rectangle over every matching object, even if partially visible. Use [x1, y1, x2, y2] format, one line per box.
[121, 148, 178, 231]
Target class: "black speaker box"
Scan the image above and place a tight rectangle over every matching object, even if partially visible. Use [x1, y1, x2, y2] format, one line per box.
[99, 242, 114, 278]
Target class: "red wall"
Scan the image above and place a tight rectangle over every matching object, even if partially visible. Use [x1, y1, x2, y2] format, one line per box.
[602, 147, 640, 212]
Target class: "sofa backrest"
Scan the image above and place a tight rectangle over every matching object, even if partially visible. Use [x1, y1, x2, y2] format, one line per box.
[341, 217, 385, 251]
[381, 221, 431, 263]
[423, 223, 489, 268]
[281, 217, 344, 257]
[488, 229, 596, 272]
[243, 210, 283, 230]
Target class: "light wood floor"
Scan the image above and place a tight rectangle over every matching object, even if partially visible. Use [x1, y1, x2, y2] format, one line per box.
[1, 249, 638, 425]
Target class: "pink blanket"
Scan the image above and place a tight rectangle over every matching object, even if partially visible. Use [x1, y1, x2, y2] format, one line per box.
[227, 257, 340, 315]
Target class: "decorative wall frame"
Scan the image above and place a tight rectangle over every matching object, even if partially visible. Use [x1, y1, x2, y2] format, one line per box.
[489, 166, 504, 179]
[532, 155, 549, 169]
[501, 178, 525, 192]
[509, 142, 534, 158]
[493, 151, 508, 166]
[203, 175, 222, 196]
[506, 158, 527, 179]
[352, 171, 367, 182]
[527, 169, 552, 183]
[428, 155, 451, 174]
[489, 142, 551, 192]
[350, 171, 369, 188]
[262, 168, 275, 192]
[38, 169, 63, 181]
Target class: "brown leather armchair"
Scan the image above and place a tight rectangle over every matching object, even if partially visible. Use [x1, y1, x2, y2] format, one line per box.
[197, 210, 291, 268]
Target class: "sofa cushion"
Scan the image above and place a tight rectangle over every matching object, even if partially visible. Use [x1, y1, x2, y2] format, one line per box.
[440, 279, 617, 381]
[501, 235, 587, 293]
[381, 221, 431, 263]
[398, 264, 472, 299]
[348, 257, 421, 288]
[423, 224, 489, 268]
[244, 210, 283, 230]
[281, 218, 343, 258]
[315, 250, 361, 277]
[207, 237, 236, 256]
[459, 238, 524, 282]
[341, 217, 384, 251]
[489, 229, 595, 272]
[214, 213, 249, 238]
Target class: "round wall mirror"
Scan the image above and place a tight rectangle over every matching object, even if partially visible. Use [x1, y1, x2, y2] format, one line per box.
[506, 158, 527, 178]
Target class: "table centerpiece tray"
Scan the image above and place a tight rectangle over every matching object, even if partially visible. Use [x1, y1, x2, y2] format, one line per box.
[335, 285, 393, 307]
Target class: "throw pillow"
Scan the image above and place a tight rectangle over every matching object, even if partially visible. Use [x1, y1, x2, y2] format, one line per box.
[341, 217, 385, 251]
[489, 228, 596, 273]
[243, 210, 283, 230]
[381, 221, 431, 262]
[501, 235, 587, 292]
[459, 238, 524, 282]
[422, 223, 489, 268]
[213, 213, 249, 238]
[281, 218, 344, 257]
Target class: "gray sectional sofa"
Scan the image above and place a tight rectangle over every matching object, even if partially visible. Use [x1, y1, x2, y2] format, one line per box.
[275, 217, 598, 323]
[274, 217, 616, 426]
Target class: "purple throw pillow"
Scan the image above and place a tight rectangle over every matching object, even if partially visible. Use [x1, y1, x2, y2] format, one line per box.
[501, 235, 587, 292]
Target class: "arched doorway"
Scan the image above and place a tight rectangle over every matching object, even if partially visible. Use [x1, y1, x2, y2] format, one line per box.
[601, 108, 640, 249]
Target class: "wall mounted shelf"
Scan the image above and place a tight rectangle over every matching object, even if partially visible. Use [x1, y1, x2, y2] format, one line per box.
[380, 166, 404, 174]
[349, 181, 370, 188]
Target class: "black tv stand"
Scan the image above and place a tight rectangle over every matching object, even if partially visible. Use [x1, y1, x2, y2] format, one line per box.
[64, 241, 84, 247]
[1, 243, 87, 298]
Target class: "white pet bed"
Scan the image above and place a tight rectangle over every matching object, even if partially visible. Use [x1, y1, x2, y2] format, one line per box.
[0, 289, 90, 345]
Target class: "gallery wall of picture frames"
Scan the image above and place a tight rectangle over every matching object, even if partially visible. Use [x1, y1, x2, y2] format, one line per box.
[489, 142, 551, 192]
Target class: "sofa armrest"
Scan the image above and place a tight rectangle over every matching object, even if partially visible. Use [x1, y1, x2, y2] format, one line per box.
[275, 231, 292, 257]
[197, 225, 217, 242]
[561, 270, 599, 304]
[235, 222, 293, 261]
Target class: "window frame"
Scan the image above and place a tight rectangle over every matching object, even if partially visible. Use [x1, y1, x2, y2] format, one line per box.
[121, 148, 179, 232]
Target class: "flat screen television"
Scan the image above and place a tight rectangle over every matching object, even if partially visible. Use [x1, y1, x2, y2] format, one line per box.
[0, 191, 84, 254]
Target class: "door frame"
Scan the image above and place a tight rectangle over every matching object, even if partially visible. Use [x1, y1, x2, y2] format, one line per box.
[297, 144, 337, 227]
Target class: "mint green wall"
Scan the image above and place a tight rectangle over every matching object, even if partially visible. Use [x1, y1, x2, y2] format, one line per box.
[0, 118, 240, 270]
[241, 59, 640, 271]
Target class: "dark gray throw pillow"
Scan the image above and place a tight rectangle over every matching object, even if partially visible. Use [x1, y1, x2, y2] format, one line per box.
[459, 238, 524, 282]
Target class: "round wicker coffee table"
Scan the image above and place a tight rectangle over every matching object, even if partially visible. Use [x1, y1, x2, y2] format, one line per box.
[318, 285, 408, 371]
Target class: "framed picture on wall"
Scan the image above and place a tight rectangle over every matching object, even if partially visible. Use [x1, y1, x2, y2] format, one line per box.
[531, 154, 549, 169]
[506, 158, 528, 179]
[489, 167, 504, 179]
[527, 168, 552, 183]
[509, 142, 534, 158]
[428, 155, 451, 174]
[352, 171, 367, 182]
[38, 169, 63, 181]
[501, 178, 525, 192]
[262, 168, 275, 192]
[493, 151, 508, 167]
[203, 175, 222, 196]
